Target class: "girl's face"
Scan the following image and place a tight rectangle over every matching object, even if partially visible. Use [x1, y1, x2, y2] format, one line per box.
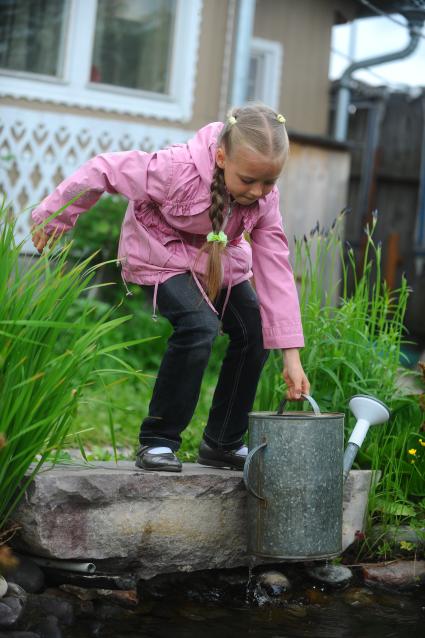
[215, 144, 284, 205]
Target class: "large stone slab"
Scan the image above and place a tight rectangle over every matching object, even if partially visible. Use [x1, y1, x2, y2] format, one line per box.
[12, 464, 373, 579]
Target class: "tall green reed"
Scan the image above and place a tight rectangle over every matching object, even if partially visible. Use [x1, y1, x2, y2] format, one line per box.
[256, 210, 410, 413]
[0, 201, 150, 529]
[255, 211, 424, 529]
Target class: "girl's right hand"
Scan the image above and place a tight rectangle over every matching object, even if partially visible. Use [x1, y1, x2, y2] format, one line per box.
[31, 225, 53, 254]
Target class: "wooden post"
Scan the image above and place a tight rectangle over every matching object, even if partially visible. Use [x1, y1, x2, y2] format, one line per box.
[385, 232, 401, 289]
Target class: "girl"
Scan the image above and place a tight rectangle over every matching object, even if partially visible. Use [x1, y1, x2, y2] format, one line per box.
[31, 103, 310, 473]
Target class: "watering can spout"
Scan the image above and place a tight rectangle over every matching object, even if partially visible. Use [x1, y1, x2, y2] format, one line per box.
[343, 395, 390, 482]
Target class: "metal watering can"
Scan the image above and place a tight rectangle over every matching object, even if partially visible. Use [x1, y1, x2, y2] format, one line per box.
[243, 394, 390, 561]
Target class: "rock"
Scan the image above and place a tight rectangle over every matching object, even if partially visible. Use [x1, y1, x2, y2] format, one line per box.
[25, 591, 74, 625]
[92, 601, 136, 621]
[87, 620, 104, 636]
[304, 587, 330, 604]
[256, 570, 291, 595]
[342, 587, 375, 606]
[11, 463, 375, 579]
[249, 570, 292, 607]
[0, 595, 25, 627]
[30, 614, 62, 638]
[0, 577, 7, 599]
[6, 554, 45, 593]
[6, 584, 27, 599]
[307, 563, 353, 586]
[362, 560, 425, 589]
[59, 584, 138, 608]
[342, 470, 380, 551]
[0, 601, 18, 627]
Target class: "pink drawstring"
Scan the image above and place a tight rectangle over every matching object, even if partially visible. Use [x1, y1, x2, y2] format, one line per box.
[152, 280, 159, 321]
[119, 263, 133, 297]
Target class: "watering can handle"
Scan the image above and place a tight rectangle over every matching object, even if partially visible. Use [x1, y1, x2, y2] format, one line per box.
[243, 442, 267, 501]
[277, 393, 321, 416]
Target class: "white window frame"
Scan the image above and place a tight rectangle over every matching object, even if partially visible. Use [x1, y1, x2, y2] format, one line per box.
[249, 37, 283, 110]
[0, 0, 202, 122]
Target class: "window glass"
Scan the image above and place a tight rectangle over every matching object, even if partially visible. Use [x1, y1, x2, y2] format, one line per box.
[91, 0, 177, 94]
[0, 0, 68, 76]
[247, 54, 262, 101]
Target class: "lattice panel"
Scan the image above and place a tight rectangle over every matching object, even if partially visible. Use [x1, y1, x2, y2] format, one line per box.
[0, 107, 190, 253]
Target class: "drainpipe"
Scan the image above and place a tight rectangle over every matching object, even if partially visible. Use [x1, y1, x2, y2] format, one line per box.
[229, 0, 256, 107]
[334, 18, 423, 141]
[414, 94, 425, 259]
[218, 0, 237, 120]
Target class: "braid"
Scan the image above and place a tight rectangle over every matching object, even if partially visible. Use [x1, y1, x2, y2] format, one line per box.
[203, 165, 227, 302]
[209, 165, 226, 232]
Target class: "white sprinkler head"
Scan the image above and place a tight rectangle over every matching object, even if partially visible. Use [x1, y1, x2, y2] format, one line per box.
[347, 394, 390, 449]
[349, 394, 391, 426]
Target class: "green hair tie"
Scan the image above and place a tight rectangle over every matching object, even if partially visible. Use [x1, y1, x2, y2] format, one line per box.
[207, 230, 228, 245]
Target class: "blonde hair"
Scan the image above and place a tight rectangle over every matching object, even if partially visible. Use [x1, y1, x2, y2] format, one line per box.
[199, 103, 289, 303]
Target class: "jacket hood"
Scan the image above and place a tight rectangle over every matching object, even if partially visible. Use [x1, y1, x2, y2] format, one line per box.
[187, 121, 224, 188]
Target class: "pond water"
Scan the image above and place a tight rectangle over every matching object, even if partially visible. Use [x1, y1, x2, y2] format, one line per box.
[63, 587, 424, 638]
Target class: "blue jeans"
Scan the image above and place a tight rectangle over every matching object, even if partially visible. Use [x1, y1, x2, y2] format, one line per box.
[139, 273, 269, 451]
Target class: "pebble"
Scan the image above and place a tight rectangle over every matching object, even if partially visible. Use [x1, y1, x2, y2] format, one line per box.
[362, 560, 425, 589]
[304, 587, 331, 605]
[6, 554, 45, 593]
[256, 570, 291, 595]
[5, 584, 27, 601]
[306, 563, 353, 586]
[60, 584, 139, 608]
[26, 591, 74, 626]
[0, 578, 7, 599]
[0, 595, 25, 627]
[30, 614, 62, 638]
[342, 587, 375, 606]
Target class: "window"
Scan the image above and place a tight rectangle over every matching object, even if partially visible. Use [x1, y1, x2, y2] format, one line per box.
[0, 0, 69, 78]
[247, 37, 283, 110]
[91, 0, 176, 94]
[0, 0, 202, 121]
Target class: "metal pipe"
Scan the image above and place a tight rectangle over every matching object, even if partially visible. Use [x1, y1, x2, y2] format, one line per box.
[30, 556, 96, 574]
[334, 21, 423, 141]
[414, 95, 425, 253]
[343, 442, 360, 482]
[229, 0, 256, 107]
[218, 0, 237, 120]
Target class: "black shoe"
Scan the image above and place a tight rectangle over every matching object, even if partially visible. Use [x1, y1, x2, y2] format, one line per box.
[197, 440, 246, 471]
[135, 445, 182, 473]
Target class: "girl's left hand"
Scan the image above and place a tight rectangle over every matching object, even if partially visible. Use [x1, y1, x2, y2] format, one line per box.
[282, 349, 310, 400]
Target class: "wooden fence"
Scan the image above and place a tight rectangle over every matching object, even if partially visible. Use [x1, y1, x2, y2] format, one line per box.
[330, 85, 425, 339]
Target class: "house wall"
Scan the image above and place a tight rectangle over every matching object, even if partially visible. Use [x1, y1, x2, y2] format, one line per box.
[0, 0, 358, 132]
[0, 0, 353, 258]
[254, 0, 357, 136]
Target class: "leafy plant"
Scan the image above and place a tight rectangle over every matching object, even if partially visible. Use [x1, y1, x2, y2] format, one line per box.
[0, 199, 152, 530]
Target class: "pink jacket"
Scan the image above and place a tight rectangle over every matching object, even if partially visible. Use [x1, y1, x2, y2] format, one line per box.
[31, 122, 304, 349]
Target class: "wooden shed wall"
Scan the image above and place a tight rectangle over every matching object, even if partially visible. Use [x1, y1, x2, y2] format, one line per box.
[340, 91, 425, 337]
